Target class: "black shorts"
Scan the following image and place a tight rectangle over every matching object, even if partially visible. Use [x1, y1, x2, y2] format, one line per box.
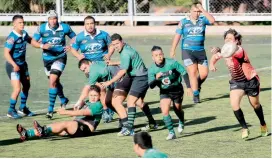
[114, 74, 132, 93]
[160, 87, 184, 104]
[44, 56, 67, 77]
[129, 75, 149, 98]
[71, 121, 92, 138]
[182, 49, 208, 67]
[229, 76, 260, 97]
[6, 62, 29, 80]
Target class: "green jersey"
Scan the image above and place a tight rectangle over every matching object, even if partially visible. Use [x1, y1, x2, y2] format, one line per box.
[120, 44, 148, 77]
[76, 100, 103, 129]
[148, 58, 187, 91]
[88, 61, 119, 89]
[143, 148, 168, 158]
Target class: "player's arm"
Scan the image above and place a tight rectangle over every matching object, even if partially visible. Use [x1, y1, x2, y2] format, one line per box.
[57, 108, 91, 116]
[106, 69, 127, 86]
[74, 85, 91, 110]
[104, 33, 114, 60]
[106, 60, 120, 66]
[148, 68, 158, 89]
[197, 3, 215, 24]
[4, 37, 20, 71]
[232, 46, 244, 59]
[209, 53, 222, 72]
[170, 21, 182, 58]
[29, 37, 51, 50]
[70, 36, 85, 60]
[173, 61, 191, 88]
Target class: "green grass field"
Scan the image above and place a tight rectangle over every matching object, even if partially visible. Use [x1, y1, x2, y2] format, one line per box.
[0, 35, 271, 158]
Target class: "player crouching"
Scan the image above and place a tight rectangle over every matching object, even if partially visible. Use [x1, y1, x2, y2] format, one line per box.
[209, 28, 269, 139]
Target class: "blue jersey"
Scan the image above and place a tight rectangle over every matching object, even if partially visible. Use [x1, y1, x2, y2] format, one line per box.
[176, 16, 211, 51]
[71, 29, 111, 61]
[33, 22, 76, 62]
[4, 30, 32, 65]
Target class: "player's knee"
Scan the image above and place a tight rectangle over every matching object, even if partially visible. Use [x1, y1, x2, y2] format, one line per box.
[50, 69, 62, 77]
[251, 101, 260, 109]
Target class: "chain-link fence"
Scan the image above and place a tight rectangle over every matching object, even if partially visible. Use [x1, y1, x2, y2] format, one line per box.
[62, 0, 128, 15]
[208, 0, 271, 14]
[0, 0, 56, 14]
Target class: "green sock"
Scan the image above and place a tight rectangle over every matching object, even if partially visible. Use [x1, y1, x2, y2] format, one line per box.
[127, 107, 136, 130]
[45, 126, 53, 135]
[26, 129, 36, 138]
[163, 115, 175, 134]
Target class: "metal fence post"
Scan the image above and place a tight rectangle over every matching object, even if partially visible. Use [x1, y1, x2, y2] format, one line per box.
[56, 0, 62, 22]
[202, 0, 209, 11]
[128, 0, 134, 26]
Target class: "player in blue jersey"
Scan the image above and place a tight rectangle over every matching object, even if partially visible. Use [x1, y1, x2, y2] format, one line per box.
[33, 10, 76, 119]
[170, 1, 215, 103]
[70, 16, 115, 121]
[70, 16, 115, 61]
[4, 15, 51, 119]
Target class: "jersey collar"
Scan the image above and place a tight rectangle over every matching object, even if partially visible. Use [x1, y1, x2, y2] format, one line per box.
[12, 30, 26, 38]
[84, 29, 101, 39]
[45, 22, 63, 31]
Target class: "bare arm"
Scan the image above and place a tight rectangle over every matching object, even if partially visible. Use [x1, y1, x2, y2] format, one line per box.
[4, 48, 17, 68]
[170, 34, 181, 58]
[70, 47, 84, 60]
[107, 60, 120, 66]
[109, 69, 127, 84]
[197, 4, 215, 24]
[30, 39, 51, 49]
[209, 53, 221, 72]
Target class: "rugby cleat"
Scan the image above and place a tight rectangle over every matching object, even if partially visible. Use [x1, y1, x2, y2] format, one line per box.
[141, 124, 158, 132]
[7, 109, 21, 119]
[46, 112, 53, 119]
[117, 127, 134, 137]
[241, 129, 250, 139]
[16, 124, 27, 141]
[18, 107, 35, 117]
[166, 132, 176, 140]
[260, 125, 268, 137]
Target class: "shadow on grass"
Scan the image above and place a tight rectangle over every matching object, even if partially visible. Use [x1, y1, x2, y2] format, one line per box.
[246, 133, 271, 141]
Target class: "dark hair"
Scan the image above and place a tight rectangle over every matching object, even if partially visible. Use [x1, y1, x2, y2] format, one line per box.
[191, 0, 202, 8]
[89, 85, 101, 94]
[111, 33, 123, 41]
[224, 28, 242, 45]
[78, 58, 91, 68]
[84, 16, 96, 23]
[133, 132, 153, 149]
[151, 45, 162, 52]
[12, 15, 24, 22]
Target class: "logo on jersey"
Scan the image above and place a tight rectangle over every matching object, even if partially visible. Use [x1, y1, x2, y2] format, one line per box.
[81, 40, 87, 44]
[47, 37, 62, 45]
[188, 27, 203, 35]
[162, 77, 171, 85]
[6, 37, 15, 45]
[43, 33, 49, 37]
[85, 43, 102, 53]
[16, 39, 22, 43]
[59, 32, 64, 37]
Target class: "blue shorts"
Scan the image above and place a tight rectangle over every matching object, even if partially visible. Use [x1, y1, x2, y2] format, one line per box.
[182, 49, 208, 67]
[6, 62, 29, 80]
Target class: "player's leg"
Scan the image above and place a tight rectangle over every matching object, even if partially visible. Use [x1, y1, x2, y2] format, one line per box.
[230, 83, 248, 139]
[18, 63, 34, 116]
[5, 62, 21, 119]
[182, 50, 199, 103]
[196, 50, 209, 93]
[246, 77, 268, 136]
[56, 78, 69, 108]
[160, 96, 176, 140]
[171, 89, 185, 134]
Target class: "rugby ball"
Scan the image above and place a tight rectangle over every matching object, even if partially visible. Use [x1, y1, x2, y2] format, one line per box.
[221, 42, 238, 58]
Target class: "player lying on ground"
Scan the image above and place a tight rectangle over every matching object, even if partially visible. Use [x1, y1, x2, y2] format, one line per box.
[133, 132, 168, 158]
[76, 58, 131, 125]
[209, 28, 269, 139]
[4, 15, 51, 119]
[101, 33, 157, 136]
[16, 85, 103, 141]
[148, 46, 192, 140]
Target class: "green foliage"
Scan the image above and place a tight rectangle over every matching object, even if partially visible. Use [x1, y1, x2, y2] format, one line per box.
[153, 0, 191, 7]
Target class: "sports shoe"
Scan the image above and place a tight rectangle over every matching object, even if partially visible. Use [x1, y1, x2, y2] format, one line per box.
[60, 98, 69, 109]
[102, 110, 110, 123]
[33, 120, 44, 137]
[177, 123, 184, 134]
[117, 127, 134, 137]
[46, 112, 53, 119]
[166, 132, 176, 140]
[18, 107, 35, 117]
[241, 128, 250, 139]
[193, 95, 200, 103]
[16, 124, 27, 141]
[141, 124, 158, 132]
[261, 125, 268, 137]
[7, 109, 21, 119]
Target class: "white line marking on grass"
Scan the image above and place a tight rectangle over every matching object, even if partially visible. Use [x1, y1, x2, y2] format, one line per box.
[0, 66, 270, 119]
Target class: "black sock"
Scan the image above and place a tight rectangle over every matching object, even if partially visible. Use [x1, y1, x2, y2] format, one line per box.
[254, 105, 266, 126]
[234, 109, 248, 129]
[173, 106, 184, 124]
[197, 76, 207, 90]
[142, 103, 156, 125]
[127, 107, 136, 130]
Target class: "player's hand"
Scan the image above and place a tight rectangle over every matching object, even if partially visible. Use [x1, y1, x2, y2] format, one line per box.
[170, 51, 176, 59]
[77, 54, 85, 61]
[106, 60, 114, 66]
[209, 64, 217, 72]
[43, 44, 51, 50]
[156, 72, 163, 79]
[100, 81, 111, 89]
[74, 100, 83, 110]
[196, 3, 205, 11]
[64, 46, 71, 52]
[57, 108, 66, 115]
[186, 88, 193, 96]
[210, 47, 221, 54]
[103, 54, 111, 61]
[13, 64, 20, 72]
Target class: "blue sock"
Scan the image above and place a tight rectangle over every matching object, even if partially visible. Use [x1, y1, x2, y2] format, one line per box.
[48, 88, 57, 113]
[57, 83, 66, 104]
[193, 90, 199, 96]
[19, 91, 28, 110]
[9, 98, 17, 111]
